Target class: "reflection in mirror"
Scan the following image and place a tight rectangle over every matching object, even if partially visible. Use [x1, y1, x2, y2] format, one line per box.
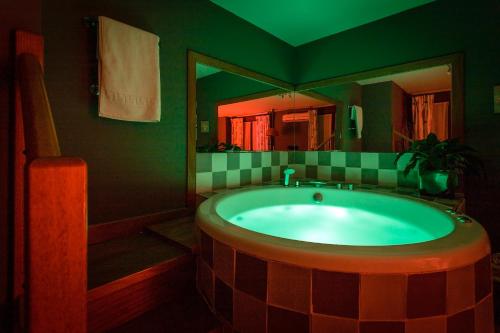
[195, 63, 336, 152]
[306, 64, 452, 152]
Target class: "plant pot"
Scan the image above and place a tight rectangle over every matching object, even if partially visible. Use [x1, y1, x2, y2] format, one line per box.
[418, 170, 458, 196]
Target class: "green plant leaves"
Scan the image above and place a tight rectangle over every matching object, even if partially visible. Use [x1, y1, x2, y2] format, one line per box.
[395, 133, 484, 178]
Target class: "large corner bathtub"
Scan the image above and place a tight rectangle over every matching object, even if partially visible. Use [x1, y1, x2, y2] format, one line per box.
[195, 186, 493, 333]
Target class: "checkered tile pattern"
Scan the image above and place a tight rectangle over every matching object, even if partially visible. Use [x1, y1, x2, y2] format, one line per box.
[196, 151, 418, 193]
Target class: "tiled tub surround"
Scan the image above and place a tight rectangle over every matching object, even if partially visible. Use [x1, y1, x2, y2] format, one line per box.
[196, 151, 418, 194]
[195, 188, 493, 333]
[197, 233, 493, 333]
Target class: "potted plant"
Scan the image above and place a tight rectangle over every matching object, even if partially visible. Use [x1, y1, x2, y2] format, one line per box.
[395, 133, 483, 197]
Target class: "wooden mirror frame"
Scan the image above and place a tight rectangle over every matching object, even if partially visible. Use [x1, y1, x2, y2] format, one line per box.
[187, 50, 294, 209]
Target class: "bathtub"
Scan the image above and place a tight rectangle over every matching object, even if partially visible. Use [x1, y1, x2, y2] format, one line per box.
[196, 186, 493, 333]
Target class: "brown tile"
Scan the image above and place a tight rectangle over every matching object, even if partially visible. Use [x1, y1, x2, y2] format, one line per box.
[447, 308, 474, 333]
[235, 252, 267, 301]
[268, 262, 311, 313]
[447, 265, 475, 315]
[233, 290, 266, 333]
[359, 321, 404, 333]
[215, 277, 233, 324]
[406, 316, 446, 333]
[312, 269, 359, 318]
[214, 240, 235, 286]
[407, 272, 447, 318]
[198, 257, 214, 306]
[268, 305, 309, 333]
[200, 230, 213, 267]
[474, 295, 494, 333]
[359, 274, 406, 320]
[311, 314, 358, 333]
[475, 255, 492, 302]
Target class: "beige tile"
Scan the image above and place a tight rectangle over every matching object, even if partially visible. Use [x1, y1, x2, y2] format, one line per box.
[359, 274, 406, 320]
[233, 290, 266, 333]
[268, 261, 311, 314]
[447, 265, 475, 315]
[406, 316, 446, 333]
[311, 314, 358, 333]
[213, 240, 234, 287]
[361, 153, 379, 169]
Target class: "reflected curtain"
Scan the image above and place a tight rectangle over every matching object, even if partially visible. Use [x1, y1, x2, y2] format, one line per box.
[412, 94, 434, 140]
[252, 115, 270, 151]
[431, 102, 449, 141]
[230, 118, 244, 149]
[308, 109, 318, 150]
[244, 122, 252, 150]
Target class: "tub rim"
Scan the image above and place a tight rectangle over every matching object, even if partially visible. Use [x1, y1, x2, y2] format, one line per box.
[196, 186, 490, 274]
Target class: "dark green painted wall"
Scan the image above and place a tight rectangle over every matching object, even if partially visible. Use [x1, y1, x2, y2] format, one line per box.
[42, 0, 295, 224]
[196, 71, 278, 146]
[296, 0, 500, 247]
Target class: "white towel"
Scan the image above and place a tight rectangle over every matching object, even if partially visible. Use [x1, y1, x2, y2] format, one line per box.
[350, 105, 363, 139]
[98, 16, 161, 122]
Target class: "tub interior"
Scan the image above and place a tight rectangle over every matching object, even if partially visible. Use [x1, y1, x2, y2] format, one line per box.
[215, 187, 455, 246]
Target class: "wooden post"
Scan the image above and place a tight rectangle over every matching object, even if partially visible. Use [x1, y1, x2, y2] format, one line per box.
[26, 158, 87, 333]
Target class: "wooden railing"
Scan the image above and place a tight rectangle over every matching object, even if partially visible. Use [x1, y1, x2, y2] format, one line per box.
[315, 132, 335, 151]
[15, 31, 87, 333]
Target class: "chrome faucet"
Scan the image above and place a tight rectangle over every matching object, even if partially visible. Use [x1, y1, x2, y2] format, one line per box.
[283, 167, 296, 187]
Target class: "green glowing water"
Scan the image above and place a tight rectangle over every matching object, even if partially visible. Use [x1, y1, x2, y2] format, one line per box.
[228, 204, 436, 246]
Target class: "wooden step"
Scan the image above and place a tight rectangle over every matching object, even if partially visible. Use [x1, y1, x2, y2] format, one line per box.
[88, 231, 188, 289]
[87, 232, 195, 332]
[146, 216, 199, 253]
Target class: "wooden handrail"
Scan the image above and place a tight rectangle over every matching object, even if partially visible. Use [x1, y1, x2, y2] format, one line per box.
[17, 53, 61, 161]
[315, 132, 335, 151]
[393, 129, 414, 144]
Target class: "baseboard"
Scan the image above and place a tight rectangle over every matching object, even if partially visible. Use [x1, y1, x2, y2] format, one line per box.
[88, 207, 193, 244]
[87, 254, 194, 332]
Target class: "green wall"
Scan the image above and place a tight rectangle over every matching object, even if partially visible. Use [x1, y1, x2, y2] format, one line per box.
[196, 71, 278, 146]
[296, 0, 500, 247]
[42, 0, 295, 224]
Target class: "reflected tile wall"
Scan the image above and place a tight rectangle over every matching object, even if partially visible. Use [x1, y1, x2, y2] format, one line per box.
[196, 151, 418, 193]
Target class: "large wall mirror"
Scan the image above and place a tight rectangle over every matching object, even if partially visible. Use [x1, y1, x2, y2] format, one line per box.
[296, 53, 464, 153]
[187, 52, 463, 207]
[192, 59, 336, 153]
[187, 51, 296, 206]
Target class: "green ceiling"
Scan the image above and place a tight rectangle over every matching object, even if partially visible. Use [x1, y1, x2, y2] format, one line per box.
[210, 0, 435, 46]
[196, 63, 221, 79]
